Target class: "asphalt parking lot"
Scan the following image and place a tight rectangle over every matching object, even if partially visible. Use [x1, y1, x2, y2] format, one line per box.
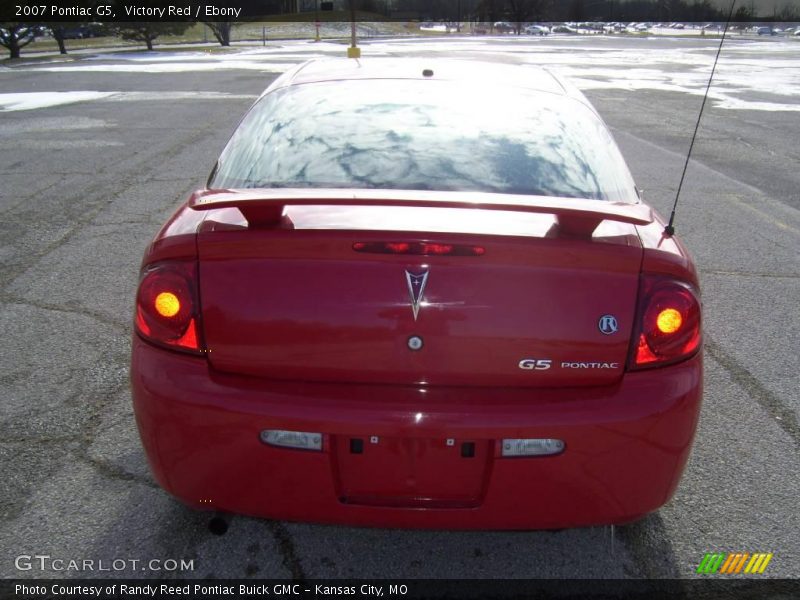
[0, 34, 798, 581]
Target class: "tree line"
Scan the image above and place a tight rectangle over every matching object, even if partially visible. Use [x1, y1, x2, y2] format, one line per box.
[385, 0, 797, 23]
[2, 0, 798, 59]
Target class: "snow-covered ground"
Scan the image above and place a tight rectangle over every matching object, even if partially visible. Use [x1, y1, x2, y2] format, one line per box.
[1, 36, 798, 112]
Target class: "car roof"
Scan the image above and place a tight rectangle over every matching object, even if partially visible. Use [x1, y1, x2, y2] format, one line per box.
[264, 57, 575, 99]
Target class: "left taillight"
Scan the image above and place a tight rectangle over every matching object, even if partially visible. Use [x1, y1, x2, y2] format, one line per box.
[135, 260, 204, 355]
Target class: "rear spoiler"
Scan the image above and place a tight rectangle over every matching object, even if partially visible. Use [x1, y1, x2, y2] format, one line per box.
[189, 188, 653, 237]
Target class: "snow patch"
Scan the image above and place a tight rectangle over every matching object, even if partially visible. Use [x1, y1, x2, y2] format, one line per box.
[0, 116, 110, 134]
[0, 92, 116, 112]
[0, 90, 258, 112]
[104, 91, 257, 102]
[8, 38, 800, 112]
[35, 61, 298, 73]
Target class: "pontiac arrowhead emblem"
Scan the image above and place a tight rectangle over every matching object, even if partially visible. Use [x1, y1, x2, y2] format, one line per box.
[405, 269, 429, 321]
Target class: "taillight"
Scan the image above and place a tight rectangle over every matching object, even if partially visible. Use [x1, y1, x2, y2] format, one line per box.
[135, 261, 204, 354]
[628, 275, 701, 370]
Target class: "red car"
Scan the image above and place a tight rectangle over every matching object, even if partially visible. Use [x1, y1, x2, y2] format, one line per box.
[131, 58, 702, 529]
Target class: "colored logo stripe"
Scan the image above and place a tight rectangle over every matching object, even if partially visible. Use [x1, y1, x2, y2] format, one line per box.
[745, 553, 773, 574]
[697, 553, 773, 574]
[697, 553, 725, 574]
[719, 553, 748, 573]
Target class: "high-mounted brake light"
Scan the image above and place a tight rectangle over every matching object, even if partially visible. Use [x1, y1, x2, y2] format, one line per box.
[353, 241, 485, 256]
[629, 276, 701, 370]
[135, 261, 204, 354]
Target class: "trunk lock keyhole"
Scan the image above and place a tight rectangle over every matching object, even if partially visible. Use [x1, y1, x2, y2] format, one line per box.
[407, 336, 423, 351]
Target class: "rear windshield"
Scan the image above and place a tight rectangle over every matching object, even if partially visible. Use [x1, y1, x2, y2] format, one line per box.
[210, 79, 637, 202]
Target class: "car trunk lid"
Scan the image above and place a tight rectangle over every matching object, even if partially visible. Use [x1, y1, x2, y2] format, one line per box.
[194, 191, 646, 387]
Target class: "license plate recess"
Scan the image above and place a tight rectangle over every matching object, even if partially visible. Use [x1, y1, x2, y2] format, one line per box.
[333, 435, 492, 508]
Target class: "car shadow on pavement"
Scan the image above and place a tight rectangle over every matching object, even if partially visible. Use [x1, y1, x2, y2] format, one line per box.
[616, 512, 682, 578]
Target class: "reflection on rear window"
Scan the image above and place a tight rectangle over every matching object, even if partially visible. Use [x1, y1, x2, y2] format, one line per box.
[211, 79, 637, 202]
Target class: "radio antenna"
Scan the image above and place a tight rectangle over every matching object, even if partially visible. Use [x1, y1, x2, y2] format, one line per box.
[664, 0, 736, 236]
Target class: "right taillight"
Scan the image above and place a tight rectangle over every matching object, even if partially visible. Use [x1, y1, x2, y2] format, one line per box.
[135, 260, 204, 355]
[628, 275, 701, 370]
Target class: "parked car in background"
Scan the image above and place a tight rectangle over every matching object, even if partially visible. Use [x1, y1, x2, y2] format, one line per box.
[524, 25, 549, 35]
[60, 26, 94, 39]
[552, 25, 578, 34]
[493, 21, 515, 33]
[57, 23, 106, 39]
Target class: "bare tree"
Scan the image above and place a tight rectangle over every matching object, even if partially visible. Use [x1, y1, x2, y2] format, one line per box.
[477, 0, 503, 29]
[568, 0, 585, 21]
[778, 2, 799, 20]
[507, 0, 550, 33]
[111, 22, 191, 51]
[43, 22, 103, 55]
[0, 23, 35, 59]
[733, 5, 754, 20]
[49, 25, 70, 55]
[508, 0, 529, 33]
[204, 21, 233, 46]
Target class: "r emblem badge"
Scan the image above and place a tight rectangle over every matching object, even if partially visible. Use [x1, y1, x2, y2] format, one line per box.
[598, 315, 619, 335]
[405, 269, 429, 321]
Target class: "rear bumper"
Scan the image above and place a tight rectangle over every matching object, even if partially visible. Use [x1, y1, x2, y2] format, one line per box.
[131, 336, 702, 530]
